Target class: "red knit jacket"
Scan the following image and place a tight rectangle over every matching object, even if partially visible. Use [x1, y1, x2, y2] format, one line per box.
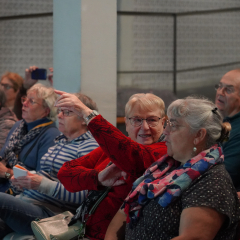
[58, 115, 167, 240]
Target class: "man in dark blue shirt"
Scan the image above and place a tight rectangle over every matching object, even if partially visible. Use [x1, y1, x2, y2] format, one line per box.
[215, 69, 240, 190]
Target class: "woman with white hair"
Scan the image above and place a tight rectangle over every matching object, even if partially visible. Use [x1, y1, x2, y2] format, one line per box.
[0, 83, 60, 192]
[105, 97, 240, 240]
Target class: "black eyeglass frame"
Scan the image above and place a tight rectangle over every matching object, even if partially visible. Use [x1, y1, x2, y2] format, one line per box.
[128, 116, 161, 127]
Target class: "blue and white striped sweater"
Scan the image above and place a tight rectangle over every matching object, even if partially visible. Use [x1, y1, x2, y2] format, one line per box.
[21, 131, 99, 210]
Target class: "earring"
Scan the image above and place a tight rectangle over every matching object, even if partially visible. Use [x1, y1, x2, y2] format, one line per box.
[193, 146, 197, 152]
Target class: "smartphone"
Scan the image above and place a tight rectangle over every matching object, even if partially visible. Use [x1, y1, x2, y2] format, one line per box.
[31, 69, 47, 80]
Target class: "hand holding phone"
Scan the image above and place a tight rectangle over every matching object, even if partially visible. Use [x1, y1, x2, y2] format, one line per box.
[31, 68, 47, 80]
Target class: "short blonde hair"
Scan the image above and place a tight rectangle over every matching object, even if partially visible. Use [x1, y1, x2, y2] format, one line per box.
[125, 93, 165, 118]
[27, 83, 57, 121]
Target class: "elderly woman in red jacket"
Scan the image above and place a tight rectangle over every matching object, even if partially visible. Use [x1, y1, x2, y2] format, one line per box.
[56, 90, 167, 240]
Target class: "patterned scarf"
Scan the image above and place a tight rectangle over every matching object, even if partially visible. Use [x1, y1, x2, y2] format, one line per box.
[123, 145, 223, 227]
[3, 120, 53, 168]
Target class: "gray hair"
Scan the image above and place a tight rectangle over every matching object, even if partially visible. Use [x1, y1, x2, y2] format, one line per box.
[0, 88, 6, 109]
[167, 97, 228, 148]
[27, 83, 57, 121]
[75, 93, 98, 111]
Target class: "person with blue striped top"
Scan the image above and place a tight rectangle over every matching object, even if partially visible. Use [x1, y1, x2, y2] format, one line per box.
[0, 93, 99, 238]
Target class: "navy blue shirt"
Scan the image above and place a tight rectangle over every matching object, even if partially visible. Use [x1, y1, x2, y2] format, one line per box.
[0, 118, 60, 171]
[223, 111, 240, 190]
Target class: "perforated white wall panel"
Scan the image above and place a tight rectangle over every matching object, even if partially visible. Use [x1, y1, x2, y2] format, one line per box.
[0, 0, 52, 17]
[118, 72, 173, 90]
[118, 15, 173, 71]
[177, 11, 240, 70]
[118, 0, 240, 13]
[0, 17, 53, 77]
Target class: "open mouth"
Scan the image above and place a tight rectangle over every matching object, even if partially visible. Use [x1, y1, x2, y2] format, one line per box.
[216, 98, 224, 104]
[139, 134, 151, 138]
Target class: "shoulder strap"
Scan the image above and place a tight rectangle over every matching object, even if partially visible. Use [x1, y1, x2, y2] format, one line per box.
[21, 125, 55, 164]
[88, 187, 111, 215]
[68, 187, 111, 226]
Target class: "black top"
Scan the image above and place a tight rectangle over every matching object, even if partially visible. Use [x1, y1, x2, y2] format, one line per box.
[125, 163, 240, 240]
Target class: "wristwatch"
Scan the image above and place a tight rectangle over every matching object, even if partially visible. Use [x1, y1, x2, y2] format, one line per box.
[84, 110, 99, 125]
[5, 172, 11, 179]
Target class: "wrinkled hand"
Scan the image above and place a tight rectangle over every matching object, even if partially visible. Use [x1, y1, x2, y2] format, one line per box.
[11, 172, 43, 190]
[98, 163, 127, 187]
[54, 90, 92, 117]
[0, 161, 8, 178]
[24, 66, 38, 88]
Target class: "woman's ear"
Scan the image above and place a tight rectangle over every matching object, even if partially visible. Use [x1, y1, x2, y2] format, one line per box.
[44, 107, 50, 118]
[161, 116, 166, 126]
[194, 128, 207, 146]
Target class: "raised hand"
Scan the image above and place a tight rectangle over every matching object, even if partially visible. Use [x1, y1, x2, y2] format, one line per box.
[24, 66, 38, 88]
[98, 163, 127, 187]
[54, 90, 92, 118]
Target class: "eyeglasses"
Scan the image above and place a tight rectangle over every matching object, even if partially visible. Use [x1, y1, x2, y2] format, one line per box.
[0, 83, 14, 90]
[21, 96, 41, 106]
[214, 83, 235, 94]
[128, 116, 161, 127]
[165, 120, 184, 132]
[57, 108, 74, 117]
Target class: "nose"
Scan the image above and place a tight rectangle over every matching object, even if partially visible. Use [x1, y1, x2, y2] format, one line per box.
[217, 86, 225, 96]
[22, 99, 28, 107]
[163, 124, 170, 135]
[141, 119, 150, 130]
[57, 111, 64, 119]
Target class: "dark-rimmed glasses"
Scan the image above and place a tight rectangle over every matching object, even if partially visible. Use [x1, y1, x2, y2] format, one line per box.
[214, 83, 235, 94]
[21, 96, 41, 106]
[128, 116, 161, 127]
[57, 108, 74, 117]
[0, 83, 13, 90]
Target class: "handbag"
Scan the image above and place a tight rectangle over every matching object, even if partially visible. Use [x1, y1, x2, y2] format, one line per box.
[31, 187, 111, 240]
[31, 211, 83, 240]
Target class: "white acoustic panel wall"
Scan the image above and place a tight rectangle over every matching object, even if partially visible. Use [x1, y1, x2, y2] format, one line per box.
[118, 15, 173, 71]
[118, 0, 240, 13]
[176, 63, 240, 100]
[118, 73, 173, 90]
[0, 0, 52, 17]
[177, 11, 240, 70]
[0, 17, 53, 77]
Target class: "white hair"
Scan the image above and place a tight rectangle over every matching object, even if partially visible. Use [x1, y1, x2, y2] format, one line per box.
[167, 97, 227, 148]
[27, 83, 57, 121]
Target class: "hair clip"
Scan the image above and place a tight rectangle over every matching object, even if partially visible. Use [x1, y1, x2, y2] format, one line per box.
[212, 107, 218, 114]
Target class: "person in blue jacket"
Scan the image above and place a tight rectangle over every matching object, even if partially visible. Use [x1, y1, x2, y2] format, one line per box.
[0, 83, 60, 192]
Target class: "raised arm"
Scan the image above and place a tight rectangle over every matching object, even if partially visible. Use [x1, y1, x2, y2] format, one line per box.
[88, 115, 166, 177]
[54, 90, 167, 178]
